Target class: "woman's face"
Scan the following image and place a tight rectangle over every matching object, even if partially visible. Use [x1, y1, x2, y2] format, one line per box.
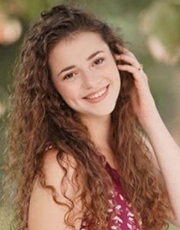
[49, 31, 121, 119]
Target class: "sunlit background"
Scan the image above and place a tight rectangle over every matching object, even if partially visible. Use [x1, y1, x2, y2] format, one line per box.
[0, 0, 180, 229]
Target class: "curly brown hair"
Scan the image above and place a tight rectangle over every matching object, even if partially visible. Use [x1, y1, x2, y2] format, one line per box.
[2, 4, 172, 230]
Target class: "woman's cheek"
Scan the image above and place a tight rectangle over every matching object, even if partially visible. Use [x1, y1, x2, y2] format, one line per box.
[61, 85, 80, 101]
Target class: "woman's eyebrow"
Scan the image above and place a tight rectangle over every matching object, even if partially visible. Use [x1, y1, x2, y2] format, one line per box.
[86, 50, 104, 61]
[57, 65, 76, 77]
[57, 50, 104, 77]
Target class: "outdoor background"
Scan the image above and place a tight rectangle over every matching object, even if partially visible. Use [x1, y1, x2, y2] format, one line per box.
[0, 0, 180, 229]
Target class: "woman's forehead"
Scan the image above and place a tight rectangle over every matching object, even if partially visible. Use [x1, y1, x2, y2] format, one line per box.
[49, 31, 108, 60]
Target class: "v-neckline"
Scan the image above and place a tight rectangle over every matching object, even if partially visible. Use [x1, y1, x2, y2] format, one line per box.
[105, 161, 118, 172]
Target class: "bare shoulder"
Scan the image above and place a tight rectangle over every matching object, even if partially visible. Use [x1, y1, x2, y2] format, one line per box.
[28, 148, 83, 230]
[42, 148, 78, 187]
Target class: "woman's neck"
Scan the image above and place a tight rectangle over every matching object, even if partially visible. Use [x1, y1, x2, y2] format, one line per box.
[80, 114, 117, 167]
[81, 114, 110, 147]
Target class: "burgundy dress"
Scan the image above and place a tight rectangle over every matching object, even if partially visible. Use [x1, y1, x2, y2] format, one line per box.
[44, 144, 141, 230]
[80, 161, 142, 230]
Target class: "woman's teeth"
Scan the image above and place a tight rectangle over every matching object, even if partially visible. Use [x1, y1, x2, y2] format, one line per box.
[86, 87, 107, 99]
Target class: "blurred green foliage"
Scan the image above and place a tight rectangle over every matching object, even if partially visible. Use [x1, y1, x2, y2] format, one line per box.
[0, 0, 180, 229]
[141, 1, 180, 59]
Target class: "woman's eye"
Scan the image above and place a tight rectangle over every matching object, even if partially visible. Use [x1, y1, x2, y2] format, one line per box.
[63, 72, 76, 80]
[94, 58, 104, 66]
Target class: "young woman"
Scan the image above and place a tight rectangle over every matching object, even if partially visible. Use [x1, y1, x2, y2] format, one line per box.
[2, 4, 180, 230]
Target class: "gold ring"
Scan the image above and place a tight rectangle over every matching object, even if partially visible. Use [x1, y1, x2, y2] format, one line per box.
[138, 64, 143, 71]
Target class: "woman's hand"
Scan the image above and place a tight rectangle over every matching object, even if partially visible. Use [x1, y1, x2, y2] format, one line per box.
[114, 47, 160, 131]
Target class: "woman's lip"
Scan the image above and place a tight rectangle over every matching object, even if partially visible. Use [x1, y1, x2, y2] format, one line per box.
[83, 84, 110, 103]
[83, 85, 109, 99]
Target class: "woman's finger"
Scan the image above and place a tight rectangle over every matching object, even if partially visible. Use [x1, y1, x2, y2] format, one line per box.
[114, 54, 141, 70]
[117, 46, 135, 58]
[117, 64, 148, 82]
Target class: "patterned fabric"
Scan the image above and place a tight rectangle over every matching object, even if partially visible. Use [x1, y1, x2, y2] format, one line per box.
[44, 144, 142, 229]
[80, 162, 141, 230]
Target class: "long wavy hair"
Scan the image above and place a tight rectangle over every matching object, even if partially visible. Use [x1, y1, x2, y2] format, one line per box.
[2, 4, 172, 230]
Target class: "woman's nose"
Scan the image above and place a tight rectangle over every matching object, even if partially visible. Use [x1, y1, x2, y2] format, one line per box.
[82, 69, 102, 89]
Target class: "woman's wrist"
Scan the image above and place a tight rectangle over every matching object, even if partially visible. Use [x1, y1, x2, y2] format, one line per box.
[140, 108, 165, 136]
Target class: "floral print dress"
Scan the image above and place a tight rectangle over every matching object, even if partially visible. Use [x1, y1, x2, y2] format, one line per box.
[80, 161, 142, 230]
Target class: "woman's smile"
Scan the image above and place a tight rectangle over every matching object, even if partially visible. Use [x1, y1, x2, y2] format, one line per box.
[83, 84, 110, 103]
